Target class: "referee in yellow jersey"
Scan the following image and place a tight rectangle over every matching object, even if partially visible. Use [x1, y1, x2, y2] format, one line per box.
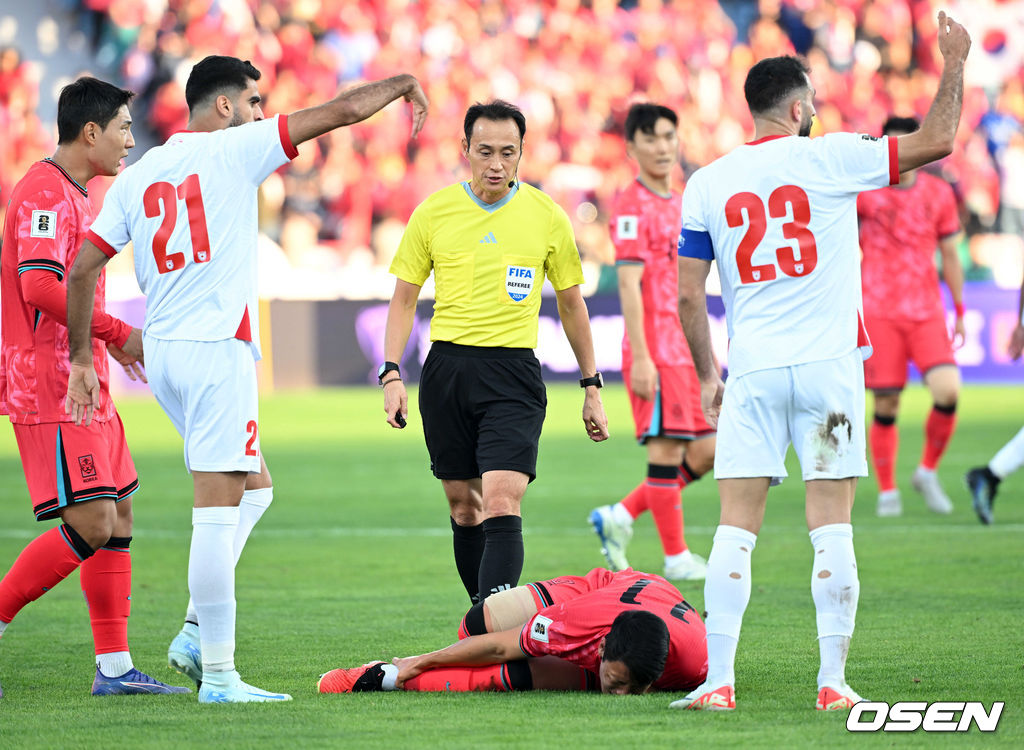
[381, 100, 609, 604]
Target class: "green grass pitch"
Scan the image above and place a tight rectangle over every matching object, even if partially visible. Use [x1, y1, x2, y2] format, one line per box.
[0, 384, 1020, 748]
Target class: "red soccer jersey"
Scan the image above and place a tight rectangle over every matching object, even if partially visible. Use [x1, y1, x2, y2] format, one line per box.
[0, 160, 115, 424]
[857, 171, 960, 321]
[612, 179, 693, 367]
[519, 568, 707, 691]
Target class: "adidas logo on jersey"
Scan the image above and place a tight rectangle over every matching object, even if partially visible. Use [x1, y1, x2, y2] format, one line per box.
[479, 232, 497, 244]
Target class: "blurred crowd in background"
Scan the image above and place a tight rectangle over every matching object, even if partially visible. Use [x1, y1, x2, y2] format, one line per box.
[1, 0, 1023, 299]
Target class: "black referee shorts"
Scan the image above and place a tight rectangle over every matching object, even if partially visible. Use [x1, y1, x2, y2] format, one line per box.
[419, 341, 547, 481]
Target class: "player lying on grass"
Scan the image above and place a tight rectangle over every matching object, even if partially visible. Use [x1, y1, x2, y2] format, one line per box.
[318, 567, 707, 695]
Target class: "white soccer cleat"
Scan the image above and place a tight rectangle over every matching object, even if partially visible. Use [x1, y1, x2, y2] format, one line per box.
[911, 467, 953, 514]
[168, 623, 203, 687]
[875, 489, 902, 517]
[663, 550, 707, 581]
[588, 505, 632, 571]
[669, 682, 735, 710]
[816, 683, 864, 711]
[198, 670, 292, 703]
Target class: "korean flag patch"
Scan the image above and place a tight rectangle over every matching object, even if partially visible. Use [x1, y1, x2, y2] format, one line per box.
[30, 210, 57, 239]
[529, 615, 553, 643]
[616, 215, 638, 241]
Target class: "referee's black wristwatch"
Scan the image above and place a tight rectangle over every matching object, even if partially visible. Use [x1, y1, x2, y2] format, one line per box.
[378, 361, 401, 385]
[579, 372, 604, 389]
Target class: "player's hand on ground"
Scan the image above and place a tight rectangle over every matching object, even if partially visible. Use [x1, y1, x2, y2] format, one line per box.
[65, 362, 100, 426]
[630, 357, 657, 401]
[391, 655, 427, 688]
[1008, 324, 1024, 360]
[383, 378, 408, 429]
[700, 377, 725, 429]
[404, 78, 429, 138]
[582, 389, 609, 442]
[936, 11, 971, 64]
[951, 315, 966, 349]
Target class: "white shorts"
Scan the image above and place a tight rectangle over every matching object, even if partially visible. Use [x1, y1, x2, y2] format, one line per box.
[144, 336, 261, 473]
[714, 350, 867, 483]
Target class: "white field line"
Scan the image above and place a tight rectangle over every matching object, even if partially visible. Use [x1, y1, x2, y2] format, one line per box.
[0, 524, 1021, 541]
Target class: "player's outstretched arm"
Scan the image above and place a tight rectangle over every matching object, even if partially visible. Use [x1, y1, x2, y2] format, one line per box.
[897, 11, 971, 173]
[678, 256, 724, 427]
[382, 278, 421, 429]
[554, 285, 610, 442]
[391, 629, 525, 688]
[65, 240, 112, 425]
[286, 74, 428, 146]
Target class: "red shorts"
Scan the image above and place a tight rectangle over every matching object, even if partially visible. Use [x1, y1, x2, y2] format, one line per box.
[863, 314, 956, 390]
[12, 413, 138, 521]
[623, 362, 714, 443]
[526, 568, 619, 610]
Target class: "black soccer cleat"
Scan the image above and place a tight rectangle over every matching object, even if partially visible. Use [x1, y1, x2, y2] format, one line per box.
[964, 466, 999, 525]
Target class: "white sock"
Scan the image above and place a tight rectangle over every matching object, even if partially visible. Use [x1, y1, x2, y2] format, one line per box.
[990, 427, 1024, 479]
[96, 651, 133, 677]
[809, 523, 859, 689]
[380, 663, 399, 691]
[664, 551, 688, 567]
[611, 502, 634, 527]
[185, 487, 273, 624]
[703, 525, 757, 687]
[189, 506, 239, 674]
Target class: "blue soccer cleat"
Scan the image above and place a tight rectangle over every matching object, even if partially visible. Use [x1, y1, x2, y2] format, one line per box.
[91, 667, 192, 695]
[168, 623, 203, 687]
[198, 670, 292, 703]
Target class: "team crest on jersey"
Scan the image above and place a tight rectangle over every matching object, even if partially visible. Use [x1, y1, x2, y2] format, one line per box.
[506, 265, 535, 302]
[78, 454, 97, 482]
[30, 210, 57, 239]
[616, 215, 638, 240]
[530, 615, 552, 643]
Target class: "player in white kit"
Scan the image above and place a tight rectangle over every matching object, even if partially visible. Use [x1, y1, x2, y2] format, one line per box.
[671, 13, 970, 711]
[64, 56, 427, 703]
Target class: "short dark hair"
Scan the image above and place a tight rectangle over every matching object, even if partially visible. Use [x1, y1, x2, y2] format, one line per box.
[463, 100, 526, 144]
[882, 115, 920, 136]
[624, 103, 678, 142]
[744, 55, 811, 116]
[603, 610, 669, 690]
[185, 55, 261, 113]
[56, 77, 134, 144]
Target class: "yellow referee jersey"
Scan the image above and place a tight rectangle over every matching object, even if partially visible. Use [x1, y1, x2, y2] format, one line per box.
[390, 181, 585, 348]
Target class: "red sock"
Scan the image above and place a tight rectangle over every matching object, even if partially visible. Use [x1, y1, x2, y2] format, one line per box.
[647, 465, 686, 555]
[404, 664, 514, 692]
[0, 525, 89, 623]
[869, 419, 898, 492]
[921, 406, 957, 471]
[619, 482, 647, 519]
[80, 540, 132, 655]
[678, 459, 700, 489]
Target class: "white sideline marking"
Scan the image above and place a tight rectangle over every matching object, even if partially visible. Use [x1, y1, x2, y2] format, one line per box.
[0, 523, 1021, 541]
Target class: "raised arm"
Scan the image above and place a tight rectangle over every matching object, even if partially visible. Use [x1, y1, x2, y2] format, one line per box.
[64, 241, 112, 425]
[554, 284, 610, 442]
[896, 11, 971, 172]
[286, 74, 428, 146]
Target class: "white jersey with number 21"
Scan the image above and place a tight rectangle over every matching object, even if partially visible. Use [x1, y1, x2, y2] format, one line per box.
[680, 132, 897, 379]
[87, 115, 298, 360]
